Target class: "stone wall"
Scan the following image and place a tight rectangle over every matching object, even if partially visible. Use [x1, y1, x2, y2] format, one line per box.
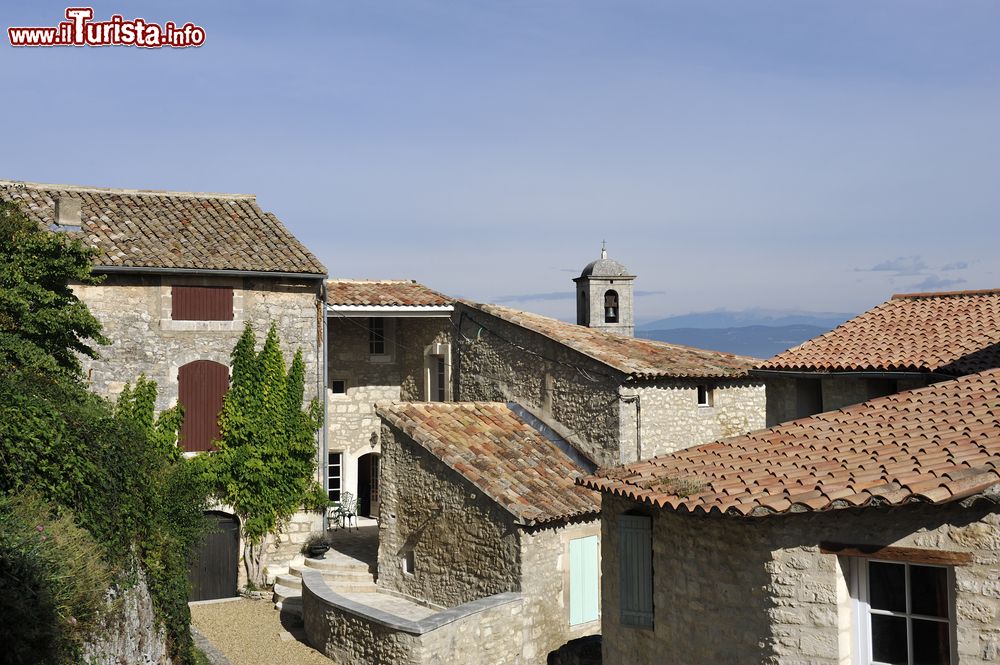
[454, 304, 628, 467]
[619, 380, 766, 461]
[76, 274, 324, 408]
[327, 315, 450, 512]
[265, 510, 324, 582]
[520, 520, 602, 663]
[601, 493, 1000, 665]
[302, 569, 525, 665]
[765, 375, 935, 426]
[83, 571, 169, 665]
[377, 421, 521, 607]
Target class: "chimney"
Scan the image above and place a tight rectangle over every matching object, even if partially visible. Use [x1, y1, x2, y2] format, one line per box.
[54, 197, 82, 230]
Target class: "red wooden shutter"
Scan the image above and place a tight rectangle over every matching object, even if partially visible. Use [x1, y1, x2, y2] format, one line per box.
[172, 286, 234, 321]
[178, 360, 229, 452]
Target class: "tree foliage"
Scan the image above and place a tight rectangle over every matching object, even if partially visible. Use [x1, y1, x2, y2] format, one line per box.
[209, 323, 324, 586]
[115, 374, 185, 462]
[0, 199, 107, 375]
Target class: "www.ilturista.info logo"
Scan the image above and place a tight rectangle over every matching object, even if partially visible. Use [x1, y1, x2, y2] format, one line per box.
[8, 7, 205, 48]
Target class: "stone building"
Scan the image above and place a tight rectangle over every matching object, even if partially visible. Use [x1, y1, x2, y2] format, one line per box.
[754, 288, 1000, 425]
[371, 401, 602, 664]
[583, 369, 1000, 664]
[454, 300, 765, 467]
[324, 279, 453, 518]
[0, 179, 328, 596]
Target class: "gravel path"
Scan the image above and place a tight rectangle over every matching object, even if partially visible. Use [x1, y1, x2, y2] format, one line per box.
[190, 598, 336, 665]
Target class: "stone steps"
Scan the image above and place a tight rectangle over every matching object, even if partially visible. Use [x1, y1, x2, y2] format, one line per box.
[272, 555, 377, 610]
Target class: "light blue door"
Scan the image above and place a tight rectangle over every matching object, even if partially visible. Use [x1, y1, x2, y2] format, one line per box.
[569, 535, 599, 625]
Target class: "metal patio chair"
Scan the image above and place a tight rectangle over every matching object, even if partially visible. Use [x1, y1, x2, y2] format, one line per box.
[334, 491, 357, 531]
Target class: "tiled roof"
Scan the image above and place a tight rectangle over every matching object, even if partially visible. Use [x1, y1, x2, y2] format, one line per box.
[759, 289, 1000, 375]
[582, 369, 1000, 517]
[0, 180, 326, 275]
[377, 402, 601, 525]
[461, 302, 758, 379]
[326, 279, 452, 307]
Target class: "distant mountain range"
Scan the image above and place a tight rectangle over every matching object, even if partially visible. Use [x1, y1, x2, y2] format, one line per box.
[633, 309, 855, 359]
[638, 324, 831, 360]
[636, 308, 855, 332]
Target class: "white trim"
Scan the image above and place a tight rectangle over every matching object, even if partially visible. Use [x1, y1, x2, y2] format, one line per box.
[327, 304, 453, 317]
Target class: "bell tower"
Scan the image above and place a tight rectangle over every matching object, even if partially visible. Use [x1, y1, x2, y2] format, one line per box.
[573, 243, 635, 337]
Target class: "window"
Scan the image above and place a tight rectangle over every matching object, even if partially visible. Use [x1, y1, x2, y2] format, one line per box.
[177, 360, 229, 452]
[171, 286, 234, 321]
[570, 535, 600, 625]
[619, 514, 653, 628]
[435, 357, 446, 401]
[327, 452, 342, 501]
[853, 559, 953, 665]
[604, 290, 619, 323]
[368, 317, 385, 355]
[331, 379, 347, 394]
[402, 548, 415, 575]
[697, 385, 713, 407]
[424, 343, 451, 402]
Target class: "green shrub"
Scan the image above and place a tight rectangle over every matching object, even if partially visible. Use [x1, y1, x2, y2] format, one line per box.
[0, 492, 111, 664]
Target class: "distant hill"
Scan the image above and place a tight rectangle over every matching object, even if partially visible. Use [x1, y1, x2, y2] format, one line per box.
[638, 324, 829, 360]
[637, 309, 854, 331]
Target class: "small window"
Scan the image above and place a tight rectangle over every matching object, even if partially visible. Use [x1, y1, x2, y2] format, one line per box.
[327, 452, 342, 501]
[697, 385, 713, 407]
[171, 286, 234, 321]
[853, 559, 954, 665]
[402, 549, 415, 575]
[331, 379, 347, 394]
[619, 514, 653, 628]
[369, 318, 385, 355]
[570, 535, 600, 626]
[604, 290, 619, 323]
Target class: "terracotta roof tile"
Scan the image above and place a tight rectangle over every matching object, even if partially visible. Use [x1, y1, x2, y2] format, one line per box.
[759, 289, 1000, 375]
[0, 180, 325, 275]
[461, 302, 758, 379]
[326, 279, 452, 307]
[377, 402, 600, 525]
[581, 369, 1000, 517]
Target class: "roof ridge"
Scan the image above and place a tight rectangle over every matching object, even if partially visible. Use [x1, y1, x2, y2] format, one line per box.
[892, 288, 1000, 300]
[0, 179, 255, 201]
[327, 278, 417, 284]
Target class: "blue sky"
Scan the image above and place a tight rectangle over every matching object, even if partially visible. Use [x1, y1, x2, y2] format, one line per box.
[3, 1, 999, 322]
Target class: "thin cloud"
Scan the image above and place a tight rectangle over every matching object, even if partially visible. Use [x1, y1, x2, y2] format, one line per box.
[908, 275, 966, 291]
[494, 289, 664, 303]
[941, 261, 969, 271]
[861, 256, 928, 275]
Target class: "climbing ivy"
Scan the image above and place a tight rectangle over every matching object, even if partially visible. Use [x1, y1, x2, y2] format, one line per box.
[209, 322, 326, 587]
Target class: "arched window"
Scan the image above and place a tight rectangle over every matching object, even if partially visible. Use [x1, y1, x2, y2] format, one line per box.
[178, 360, 229, 452]
[577, 289, 588, 325]
[604, 290, 619, 323]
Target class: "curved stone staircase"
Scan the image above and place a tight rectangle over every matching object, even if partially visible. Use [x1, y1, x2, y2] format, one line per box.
[273, 552, 377, 618]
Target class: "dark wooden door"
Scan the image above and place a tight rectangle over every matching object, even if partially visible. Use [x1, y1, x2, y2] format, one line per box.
[178, 360, 229, 452]
[189, 512, 239, 601]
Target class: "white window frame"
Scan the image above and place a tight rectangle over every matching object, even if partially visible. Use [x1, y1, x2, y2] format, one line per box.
[423, 342, 451, 402]
[327, 452, 343, 502]
[697, 384, 713, 407]
[849, 557, 956, 665]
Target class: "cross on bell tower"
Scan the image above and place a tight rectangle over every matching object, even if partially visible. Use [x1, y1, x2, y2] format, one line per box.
[573, 245, 635, 337]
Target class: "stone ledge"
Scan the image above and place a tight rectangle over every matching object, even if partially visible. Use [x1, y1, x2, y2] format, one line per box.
[300, 568, 522, 635]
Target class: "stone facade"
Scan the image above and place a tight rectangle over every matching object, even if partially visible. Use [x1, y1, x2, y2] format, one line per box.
[327, 315, 451, 515]
[377, 422, 521, 607]
[83, 572, 169, 665]
[75, 272, 325, 591]
[377, 421, 602, 663]
[454, 305, 766, 466]
[618, 380, 766, 461]
[764, 375, 937, 426]
[600, 493, 1000, 665]
[76, 273, 324, 407]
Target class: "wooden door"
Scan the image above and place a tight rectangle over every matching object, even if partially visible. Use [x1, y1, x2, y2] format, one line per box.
[178, 360, 229, 452]
[189, 512, 239, 601]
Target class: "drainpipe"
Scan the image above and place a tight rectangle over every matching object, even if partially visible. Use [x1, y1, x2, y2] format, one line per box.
[320, 281, 329, 530]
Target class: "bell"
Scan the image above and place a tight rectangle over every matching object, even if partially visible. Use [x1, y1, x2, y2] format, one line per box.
[606, 307, 617, 318]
